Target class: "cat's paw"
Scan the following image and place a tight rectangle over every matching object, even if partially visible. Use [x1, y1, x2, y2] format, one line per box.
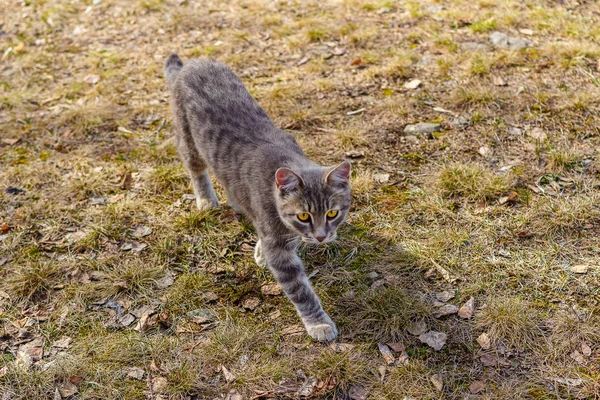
[254, 240, 268, 268]
[196, 197, 218, 211]
[305, 320, 338, 342]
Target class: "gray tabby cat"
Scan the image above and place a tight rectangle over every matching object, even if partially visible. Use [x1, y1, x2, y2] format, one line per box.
[164, 54, 351, 342]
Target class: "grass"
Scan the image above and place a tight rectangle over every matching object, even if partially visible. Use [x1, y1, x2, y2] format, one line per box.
[1, 0, 600, 398]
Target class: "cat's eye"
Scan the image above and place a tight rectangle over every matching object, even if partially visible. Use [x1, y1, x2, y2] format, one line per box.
[297, 213, 310, 222]
[327, 210, 338, 219]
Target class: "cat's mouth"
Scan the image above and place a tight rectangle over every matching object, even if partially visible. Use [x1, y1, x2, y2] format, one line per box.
[302, 234, 336, 245]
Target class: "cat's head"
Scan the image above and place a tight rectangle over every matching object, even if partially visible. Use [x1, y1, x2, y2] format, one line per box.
[274, 161, 351, 244]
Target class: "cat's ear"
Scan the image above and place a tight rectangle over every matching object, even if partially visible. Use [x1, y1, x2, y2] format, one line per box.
[325, 161, 351, 188]
[275, 168, 303, 193]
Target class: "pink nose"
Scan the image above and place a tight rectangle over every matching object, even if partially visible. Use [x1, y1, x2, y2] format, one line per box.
[316, 236, 326, 242]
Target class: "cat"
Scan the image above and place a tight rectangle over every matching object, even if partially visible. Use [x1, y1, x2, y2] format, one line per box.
[164, 54, 351, 342]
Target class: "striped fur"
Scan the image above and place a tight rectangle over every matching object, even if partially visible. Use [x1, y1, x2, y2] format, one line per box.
[165, 55, 351, 341]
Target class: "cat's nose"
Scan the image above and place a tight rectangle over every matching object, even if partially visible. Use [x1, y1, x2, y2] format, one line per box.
[316, 235, 326, 242]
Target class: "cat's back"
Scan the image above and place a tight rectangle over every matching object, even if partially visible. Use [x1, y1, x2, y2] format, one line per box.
[174, 59, 273, 133]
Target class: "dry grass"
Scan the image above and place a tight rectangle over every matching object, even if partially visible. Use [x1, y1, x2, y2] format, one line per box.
[2, 0, 600, 398]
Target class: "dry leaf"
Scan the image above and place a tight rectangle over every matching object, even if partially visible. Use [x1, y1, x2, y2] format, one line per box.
[480, 353, 497, 367]
[297, 56, 310, 66]
[419, 331, 447, 351]
[155, 271, 175, 289]
[458, 297, 475, 319]
[581, 342, 592, 357]
[348, 385, 368, 400]
[519, 28, 534, 35]
[435, 290, 456, 302]
[351, 57, 363, 66]
[84, 74, 100, 84]
[261, 284, 281, 296]
[554, 377, 583, 387]
[151, 376, 168, 393]
[69, 376, 83, 386]
[52, 337, 72, 349]
[528, 127, 547, 141]
[132, 225, 152, 238]
[378, 343, 395, 365]
[493, 75, 507, 86]
[0, 365, 7, 378]
[478, 146, 491, 157]
[435, 304, 458, 318]
[221, 365, 236, 383]
[570, 350, 585, 364]
[570, 265, 589, 274]
[127, 367, 145, 380]
[1, 138, 19, 145]
[344, 150, 365, 158]
[242, 297, 260, 310]
[407, 320, 428, 336]
[404, 79, 421, 89]
[477, 332, 491, 350]
[386, 342, 405, 352]
[430, 374, 443, 392]
[19, 338, 44, 362]
[58, 381, 79, 398]
[328, 343, 356, 352]
[470, 380, 485, 394]
[282, 325, 305, 336]
[373, 173, 390, 183]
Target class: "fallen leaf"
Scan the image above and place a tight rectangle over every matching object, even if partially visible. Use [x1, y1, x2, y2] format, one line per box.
[120, 172, 133, 190]
[19, 338, 44, 362]
[570, 350, 585, 364]
[351, 57, 363, 66]
[477, 332, 491, 350]
[554, 377, 583, 387]
[407, 320, 428, 336]
[419, 331, 447, 351]
[478, 146, 491, 157]
[131, 225, 152, 238]
[127, 367, 145, 380]
[242, 297, 260, 310]
[298, 376, 318, 397]
[186, 308, 216, 324]
[570, 265, 589, 274]
[84, 74, 100, 84]
[221, 365, 236, 383]
[348, 385, 368, 400]
[378, 343, 395, 365]
[430, 374, 443, 392]
[151, 376, 168, 393]
[0, 365, 6, 378]
[344, 150, 365, 158]
[52, 337, 72, 349]
[404, 79, 421, 89]
[582, 342, 592, 357]
[470, 380, 485, 394]
[58, 381, 79, 398]
[519, 28, 534, 36]
[118, 313, 135, 326]
[458, 297, 475, 319]
[282, 325, 305, 336]
[332, 47, 346, 56]
[13, 42, 25, 52]
[480, 353, 497, 367]
[329, 343, 356, 352]
[69, 376, 83, 386]
[528, 127, 547, 141]
[261, 284, 281, 296]
[397, 350, 409, 365]
[297, 56, 310, 66]
[435, 304, 458, 318]
[155, 271, 175, 289]
[133, 306, 157, 332]
[435, 290, 456, 302]
[493, 75, 507, 86]
[373, 173, 390, 183]
[226, 389, 244, 400]
[386, 342, 405, 353]
[1, 138, 19, 145]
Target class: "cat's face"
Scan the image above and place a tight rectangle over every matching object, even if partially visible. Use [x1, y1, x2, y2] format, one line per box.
[275, 162, 351, 244]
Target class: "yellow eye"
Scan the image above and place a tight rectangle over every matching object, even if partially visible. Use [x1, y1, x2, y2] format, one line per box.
[297, 213, 310, 221]
[327, 210, 338, 218]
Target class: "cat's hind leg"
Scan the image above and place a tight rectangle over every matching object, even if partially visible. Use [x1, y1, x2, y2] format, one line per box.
[173, 120, 219, 210]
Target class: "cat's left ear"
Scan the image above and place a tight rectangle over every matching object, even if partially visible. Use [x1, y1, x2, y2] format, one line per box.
[325, 161, 351, 188]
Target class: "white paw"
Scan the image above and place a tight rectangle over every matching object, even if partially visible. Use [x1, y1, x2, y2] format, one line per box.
[196, 198, 217, 211]
[305, 320, 338, 342]
[254, 240, 267, 268]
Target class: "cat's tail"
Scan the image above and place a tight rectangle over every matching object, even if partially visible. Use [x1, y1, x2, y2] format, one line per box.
[165, 53, 183, 90]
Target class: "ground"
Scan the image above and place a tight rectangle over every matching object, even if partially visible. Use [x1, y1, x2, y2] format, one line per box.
[1, 0, 600, 398]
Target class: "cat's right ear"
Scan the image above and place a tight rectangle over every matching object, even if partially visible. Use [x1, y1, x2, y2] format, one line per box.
[275, 168, 303, 194]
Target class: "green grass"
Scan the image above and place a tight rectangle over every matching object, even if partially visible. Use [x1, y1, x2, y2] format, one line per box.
[2, 0, 600, 398]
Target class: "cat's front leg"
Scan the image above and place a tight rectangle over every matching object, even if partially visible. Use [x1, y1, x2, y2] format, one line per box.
[260, 238, 338, 342]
